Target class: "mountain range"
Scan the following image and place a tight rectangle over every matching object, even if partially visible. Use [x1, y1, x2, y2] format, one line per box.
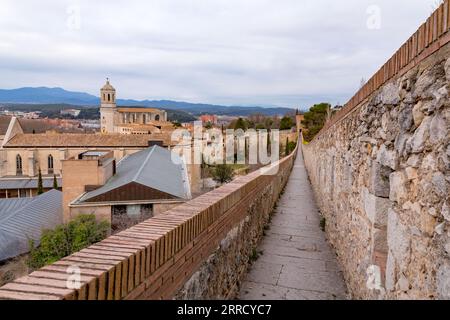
[0, 87, 295, 117]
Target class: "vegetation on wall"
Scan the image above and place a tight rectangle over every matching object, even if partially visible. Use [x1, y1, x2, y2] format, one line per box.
[28, 215, 110, 270]
[211, 164, 235, 185]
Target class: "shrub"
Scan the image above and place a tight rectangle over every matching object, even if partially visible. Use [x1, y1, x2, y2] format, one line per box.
[28, 214, 110, 270]
[211, 164, 235, 184]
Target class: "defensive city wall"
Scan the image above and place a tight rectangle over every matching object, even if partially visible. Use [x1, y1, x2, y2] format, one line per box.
[303, 2, 450, 299]
[0, 146, 297, 300]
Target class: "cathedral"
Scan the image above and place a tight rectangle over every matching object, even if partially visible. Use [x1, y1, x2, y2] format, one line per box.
[100, 79, 169, 134]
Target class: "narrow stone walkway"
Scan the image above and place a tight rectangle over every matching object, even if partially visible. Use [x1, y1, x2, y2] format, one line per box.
[239, 149, 347, 300]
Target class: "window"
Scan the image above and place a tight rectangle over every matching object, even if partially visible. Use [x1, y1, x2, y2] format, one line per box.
[143, 114, 147, 124]
[108, 94, 111, 102]
[155, 115, 160, 121]
[48, 155, 54, 174]
[16, 154, 23, 175]
[19, 189, 27, 198]
[132, 114, 137, 123]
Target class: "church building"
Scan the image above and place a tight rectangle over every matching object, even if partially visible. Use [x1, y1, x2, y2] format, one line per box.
[100, 79, 169, 134]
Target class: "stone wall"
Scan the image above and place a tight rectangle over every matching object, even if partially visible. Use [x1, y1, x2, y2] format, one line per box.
[303, 42, 450, 299]
[0, 147, 296, 300]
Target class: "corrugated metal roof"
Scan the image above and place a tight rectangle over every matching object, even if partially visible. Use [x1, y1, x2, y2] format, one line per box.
[78, 146, 191, 203]
[0, 177, 61, 190]
[0, 190, 63, 261]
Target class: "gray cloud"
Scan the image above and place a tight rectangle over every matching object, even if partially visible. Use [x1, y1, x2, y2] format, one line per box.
[0, 0, 439, 109]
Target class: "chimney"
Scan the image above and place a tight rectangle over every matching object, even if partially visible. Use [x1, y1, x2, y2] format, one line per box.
[61, 150, 115, 222]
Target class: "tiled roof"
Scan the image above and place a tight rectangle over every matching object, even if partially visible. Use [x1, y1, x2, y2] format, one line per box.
[117, 107, 164, 113]
[3, 133, 171, 148]
[0, 116, 12, 136]
[0, 116, 85, 136]
[0, 190, 63, 261]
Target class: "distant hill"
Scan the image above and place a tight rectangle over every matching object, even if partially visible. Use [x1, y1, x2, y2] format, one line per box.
[0, 103, 197, 123]
[0, 87, 99, 105]
[0, 87, 294, 117]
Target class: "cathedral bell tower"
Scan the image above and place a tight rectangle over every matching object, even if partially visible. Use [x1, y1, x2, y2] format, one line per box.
[100, 78, 116, 133]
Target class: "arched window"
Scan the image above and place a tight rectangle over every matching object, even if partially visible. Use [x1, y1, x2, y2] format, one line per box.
[155, 115, 160, 121]
[16, 154, 23, 175]
[108, 94, 111, 102]
[48, 155, 54, 174]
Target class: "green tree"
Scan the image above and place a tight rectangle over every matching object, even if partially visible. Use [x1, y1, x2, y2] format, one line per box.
[279, 116, 295, 130]
[301, 103, 331, 142]
[211, 164, 235, 185]
[53, 175, 58, 189]
[204, 122, 213, 129]
[37, 168, 44, 195]
[264, 118, 274, 130]
[234, 118, 248, 131]
[28, 214, 110, 270]
[172, 121, 182, 128]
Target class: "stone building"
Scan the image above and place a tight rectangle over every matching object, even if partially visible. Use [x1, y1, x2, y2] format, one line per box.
[99, 79, 169, 134]
[62, 147, 191, 225]
[0, 117, 174, 198]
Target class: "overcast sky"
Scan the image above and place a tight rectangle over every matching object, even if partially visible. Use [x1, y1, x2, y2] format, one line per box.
[0, 0, 441, 109]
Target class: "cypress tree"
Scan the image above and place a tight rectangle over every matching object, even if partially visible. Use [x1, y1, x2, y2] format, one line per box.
[285, 137, 289, 156]
[37, 168, 44, 195]
[53, 174, 58, 189]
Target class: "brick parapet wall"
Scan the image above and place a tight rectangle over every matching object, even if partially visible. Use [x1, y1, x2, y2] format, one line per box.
[303, 38, 450, 299]
[0, 147, 297, 300]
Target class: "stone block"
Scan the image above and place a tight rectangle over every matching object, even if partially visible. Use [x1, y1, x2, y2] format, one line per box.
[445, 57, 450, 82]
[405, 167, 418, 180]
[385, 251, 396, 292]
[387, 209, 411, 263]
[437, 263, 450, 299]
[364, 190, 392, 227]
[398, 106, 413, 132]
[396, 275, 409, 292]
[429, 114, 446, 145]
[389, 172, 408, 203]
[412, 101, 425, 128]
[369, 162, 392, 198]
[376, 145, 398, 170]
[394, 133, 411, 157]
[432, 172, 448, 197]
[406, 154, 421, 168]
[381, 83, 400, 105]
[442, 202, 450, 222]
[409, 116, 431, 153]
